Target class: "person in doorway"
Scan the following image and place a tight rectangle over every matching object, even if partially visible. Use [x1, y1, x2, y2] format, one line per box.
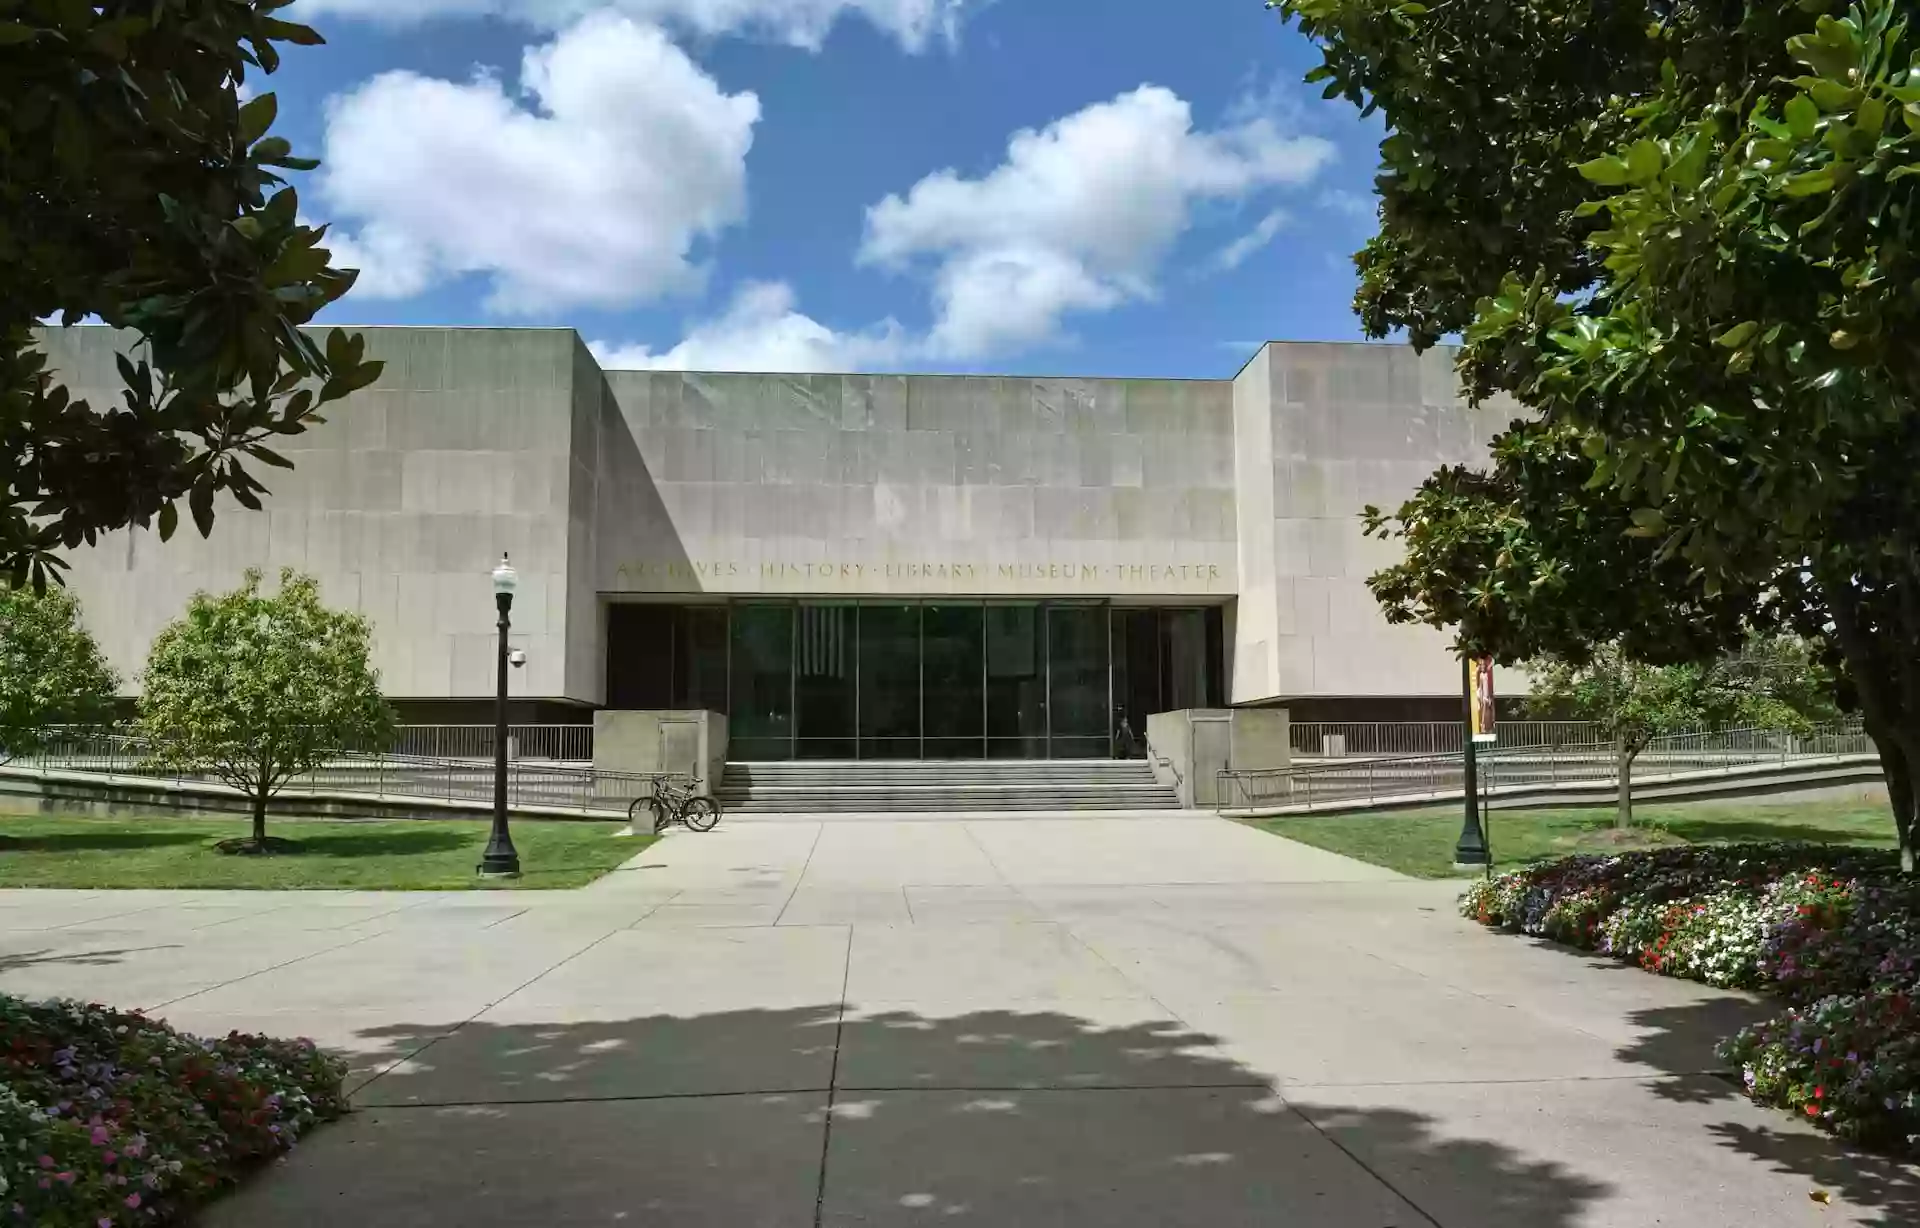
[1114, 709, 1140, 759]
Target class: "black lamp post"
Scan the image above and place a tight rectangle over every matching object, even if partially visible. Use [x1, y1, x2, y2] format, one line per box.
[1454, 653, 1491, 868]
[478, 553, 521, 878]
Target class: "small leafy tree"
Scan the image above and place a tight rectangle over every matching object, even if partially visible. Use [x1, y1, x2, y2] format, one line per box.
[1525, 638, 1837, 829]
[0, 585, 119, 762]
[139, 568, 392, 850]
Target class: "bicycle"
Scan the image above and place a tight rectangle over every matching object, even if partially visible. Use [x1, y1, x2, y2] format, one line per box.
[629, 774, 722, 833]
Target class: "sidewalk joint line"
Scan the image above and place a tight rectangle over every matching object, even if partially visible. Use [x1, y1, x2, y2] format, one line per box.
[358, 1079, 1281, 1111]
[773, 822, 825, 927]
[350, 925, 629, 1096]
[151, 928, 391, 1011]
[812, 922, 855, 1228]
[1280, 1097, 1447, 1228]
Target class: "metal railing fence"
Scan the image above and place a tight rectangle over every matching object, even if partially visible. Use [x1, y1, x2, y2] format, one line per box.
[385, 724, 593, 762]
[13, 729, 663, 816]
[1225, 719, 1877, 811]
[1290, 721, 1598, 758]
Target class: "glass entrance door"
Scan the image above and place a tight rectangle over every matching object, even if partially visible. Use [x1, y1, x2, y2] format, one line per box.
[923, 605, 985, 758]
[795, 604, 855, 758]
[858, 605, 921, 758]
[1110, 609, 1159, 759]
[1047, 605, 1111, 758]
[729, 605, 795, 761]
[985, 605, 1046, 758]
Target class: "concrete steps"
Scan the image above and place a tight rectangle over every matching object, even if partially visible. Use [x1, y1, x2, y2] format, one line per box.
[717, 759, 1179, 813]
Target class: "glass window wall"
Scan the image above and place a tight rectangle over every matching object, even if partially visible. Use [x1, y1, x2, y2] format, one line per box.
[606, 600, 1222, 760]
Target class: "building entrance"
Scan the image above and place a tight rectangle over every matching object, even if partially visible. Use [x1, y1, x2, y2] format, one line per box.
[607, 601, 1224, 761]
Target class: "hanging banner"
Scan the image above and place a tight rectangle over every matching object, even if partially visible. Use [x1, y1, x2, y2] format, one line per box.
[1470, 658, 1497, 743]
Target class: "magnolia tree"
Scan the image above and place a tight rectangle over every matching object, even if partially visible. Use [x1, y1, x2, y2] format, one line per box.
[0, 586, 119, 762]
[1275, 0, 1920, 869]
[139, 568, 391, 850]
[1525, 639, 1836, 829]
[3, 0, 381, 590]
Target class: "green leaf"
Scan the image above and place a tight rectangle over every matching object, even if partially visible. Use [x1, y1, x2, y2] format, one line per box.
[157, 500, 177, 542]
[1809, 79, 1859, 110]
[1578, 156, 1631, 186]
[1786, 94, 1820, 138]
[1630, 507, 1667, 531]
[261, 18, 327, 46]
[1783, 168, 1837, 195]
[1857, 95, 1888, 137]
[1716, 320, 1760, 348]
[238, 93, 278, 147]
[1624, 139, 1663, 183]
[189, 483, 215, 538]
[0, 21, 38, 44]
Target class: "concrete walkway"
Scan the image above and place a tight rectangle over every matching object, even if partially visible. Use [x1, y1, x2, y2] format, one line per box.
[0, 816, 1912, 1225]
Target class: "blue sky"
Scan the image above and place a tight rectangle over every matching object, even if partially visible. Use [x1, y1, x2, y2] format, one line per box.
[274, 0, 1385, 378]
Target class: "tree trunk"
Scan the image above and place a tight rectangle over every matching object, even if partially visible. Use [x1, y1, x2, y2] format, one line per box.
[1614, 730, 1633, 830]
[1879, 730, 1918, 875]
[252, 786, 268, 846]
[1825, 572, 1918, 873]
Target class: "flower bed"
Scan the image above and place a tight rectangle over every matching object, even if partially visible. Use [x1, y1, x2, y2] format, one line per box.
[1462, 843, 1920, 1154]
[0, 996, 346, 1226]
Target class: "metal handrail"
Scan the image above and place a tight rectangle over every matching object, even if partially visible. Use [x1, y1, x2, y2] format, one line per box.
[1222, 718, 1877, 812]
[385, 724, 593, 761]
[11, 730, 652, 815]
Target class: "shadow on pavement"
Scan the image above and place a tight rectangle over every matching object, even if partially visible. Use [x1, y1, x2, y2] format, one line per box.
[0, 944, 180, 973]
[1615, 1001, 1920, 1226]
[197, 1004, 1612, 1228]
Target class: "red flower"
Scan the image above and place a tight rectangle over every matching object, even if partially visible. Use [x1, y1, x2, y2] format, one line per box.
[1814, 1086, 1824, 1099]
[1805, 1103, 1820, 1116]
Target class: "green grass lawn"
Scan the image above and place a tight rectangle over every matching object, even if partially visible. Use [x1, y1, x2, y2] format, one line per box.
[0, 814, 655, 890]
[1257, 799, 1900, 879]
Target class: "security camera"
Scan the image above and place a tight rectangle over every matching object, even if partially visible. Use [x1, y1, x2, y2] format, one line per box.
[508, 648, 527, 668]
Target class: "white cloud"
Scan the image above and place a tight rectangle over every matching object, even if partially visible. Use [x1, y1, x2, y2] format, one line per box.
[291, 0, 978, 52]
[1318, 188, 1376, 223]
[592, 281, 904, 372]
[858, 85, 1334, 358]
[317, 13, 759, 313]
[1211, 208, 1289, 272]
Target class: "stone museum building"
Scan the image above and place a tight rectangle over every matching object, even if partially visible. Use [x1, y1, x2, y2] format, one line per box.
[38, 326, 1513, 771]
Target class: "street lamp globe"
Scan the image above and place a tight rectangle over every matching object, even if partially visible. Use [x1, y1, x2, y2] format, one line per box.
[492, 553, 517, 598]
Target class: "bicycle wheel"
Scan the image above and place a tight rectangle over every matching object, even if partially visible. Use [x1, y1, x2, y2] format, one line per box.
[682, 796, 720, 832]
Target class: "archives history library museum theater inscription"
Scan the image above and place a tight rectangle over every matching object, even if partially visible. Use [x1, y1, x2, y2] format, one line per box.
[612, 559, 1232, 593]
[37, 325, 1515, 758]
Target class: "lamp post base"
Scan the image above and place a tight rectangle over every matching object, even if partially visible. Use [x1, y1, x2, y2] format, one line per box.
[1452, 831, 1490, 869]
[477, 844, 521, 878]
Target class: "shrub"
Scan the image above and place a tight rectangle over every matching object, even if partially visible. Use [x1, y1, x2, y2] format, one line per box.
[1461, 842, 1917, 1155]
[0, 995, 346, 1226]
[1719, 992, 1920, 1153]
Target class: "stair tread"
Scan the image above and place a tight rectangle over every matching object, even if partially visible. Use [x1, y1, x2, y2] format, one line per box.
[715, 757, 1178, 813]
